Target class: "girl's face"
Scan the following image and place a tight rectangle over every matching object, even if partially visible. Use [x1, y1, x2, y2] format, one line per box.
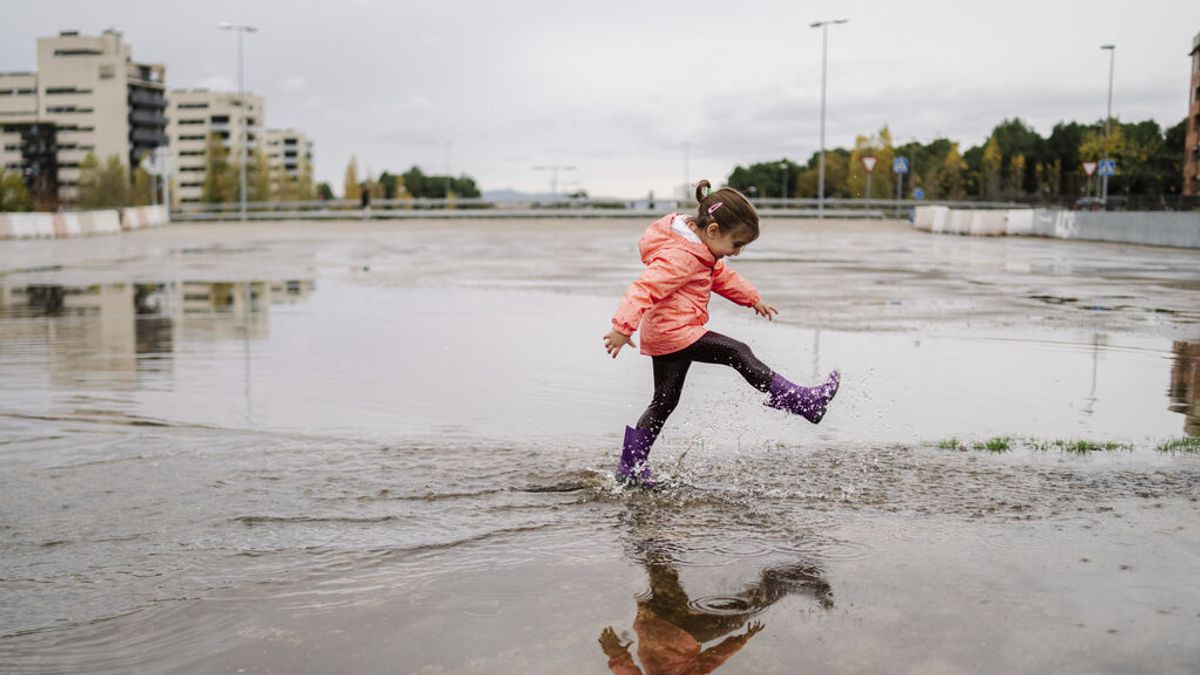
[700, 222, 756, 259]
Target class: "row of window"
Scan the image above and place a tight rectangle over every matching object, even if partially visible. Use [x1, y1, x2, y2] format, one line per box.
[46, 87, 93, 95]
[46, 106, 94, 114]
[0, 88, 36, 96]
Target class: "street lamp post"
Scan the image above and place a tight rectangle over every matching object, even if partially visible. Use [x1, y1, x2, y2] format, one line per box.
[810, 18, 848, 219]
[779, 160, 788, 206]
[218, 22, 257, 222]
[1100, 44, 1116, 203]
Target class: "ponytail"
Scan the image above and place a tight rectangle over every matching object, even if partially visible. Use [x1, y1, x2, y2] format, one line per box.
[691, 179, 759, 238]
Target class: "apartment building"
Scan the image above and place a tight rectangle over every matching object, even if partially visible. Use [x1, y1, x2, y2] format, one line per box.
[0, 30, 167, 204]
[265, 128, 314, 196]
[1186, 31, 1200, 197]
[0, 70, 58, 206]
[165, 89, 265, 204]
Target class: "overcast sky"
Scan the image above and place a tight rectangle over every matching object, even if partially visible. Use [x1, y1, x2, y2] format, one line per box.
[5, 1, 1199, 197]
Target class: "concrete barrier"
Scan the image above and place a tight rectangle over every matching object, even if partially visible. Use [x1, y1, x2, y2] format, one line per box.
[121, 205, 169, 231]
[930, 206, 951, 234]
[913, 205, 1200, 249]
[947, 209, 972, 235]
[1006, 209, 1034, 236]
[969, 209, 1006, 236]
[0, 209, 125, 239]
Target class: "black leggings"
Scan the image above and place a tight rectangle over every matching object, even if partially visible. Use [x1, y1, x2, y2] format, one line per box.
[636, 331, 774, 434]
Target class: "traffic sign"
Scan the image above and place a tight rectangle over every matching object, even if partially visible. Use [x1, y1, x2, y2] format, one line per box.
[861, 156, 877, 174]
[893, 157, 909, 174]
[1081, 161, 1097, 177]
[913, 187, 925, 201]
[1098, 159, 1116, 176]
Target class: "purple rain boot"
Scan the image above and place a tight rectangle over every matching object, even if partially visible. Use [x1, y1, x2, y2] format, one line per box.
[764, 370, 841, 424]
[617, 425, 658, 488]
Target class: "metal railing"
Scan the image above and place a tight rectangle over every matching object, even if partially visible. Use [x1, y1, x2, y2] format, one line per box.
[169, 196, 1033, 221]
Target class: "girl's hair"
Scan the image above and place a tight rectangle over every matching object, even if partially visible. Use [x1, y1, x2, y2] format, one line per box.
[693, 179, 759, 239]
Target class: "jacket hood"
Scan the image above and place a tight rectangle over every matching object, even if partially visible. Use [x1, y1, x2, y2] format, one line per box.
[638, 213, 715, 267]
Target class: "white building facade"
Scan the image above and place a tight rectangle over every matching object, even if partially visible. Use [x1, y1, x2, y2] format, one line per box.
[165, 89, 265, 204]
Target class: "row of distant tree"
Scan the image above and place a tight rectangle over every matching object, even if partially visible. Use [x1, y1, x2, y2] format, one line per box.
[728, 116, 1189, 203]
[339, 157, 481, 202]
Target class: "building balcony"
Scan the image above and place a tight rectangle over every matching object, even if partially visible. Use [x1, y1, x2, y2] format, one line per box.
[129, 110, 167, 127]
[128, 89, 166, 109]
[130, 128, 168, 145]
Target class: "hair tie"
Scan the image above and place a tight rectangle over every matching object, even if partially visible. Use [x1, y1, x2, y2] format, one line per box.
[707, 202, 723, 215]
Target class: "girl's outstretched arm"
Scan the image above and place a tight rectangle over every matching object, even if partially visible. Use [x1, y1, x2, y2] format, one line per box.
[711, 260, 760, 308]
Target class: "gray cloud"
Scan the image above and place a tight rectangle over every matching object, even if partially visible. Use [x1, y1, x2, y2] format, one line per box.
[3, 0, 1196, 197]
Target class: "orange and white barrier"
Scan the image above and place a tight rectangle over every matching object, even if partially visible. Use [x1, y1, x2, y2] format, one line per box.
[1, 206, 166, 239]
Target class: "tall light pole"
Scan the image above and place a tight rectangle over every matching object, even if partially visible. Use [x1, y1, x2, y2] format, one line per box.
[779, 160, 788, 204]
[1100, 44, 1115, 203]
[218, 22, 257, 222]
[683, 142, 691, 203]
[810, 19, 847, 219]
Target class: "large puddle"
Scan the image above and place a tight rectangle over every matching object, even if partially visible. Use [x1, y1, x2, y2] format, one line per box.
[1, 218, 1198, 673]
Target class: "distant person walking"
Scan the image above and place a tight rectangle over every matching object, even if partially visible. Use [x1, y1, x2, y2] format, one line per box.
[604, 180, 840, 487]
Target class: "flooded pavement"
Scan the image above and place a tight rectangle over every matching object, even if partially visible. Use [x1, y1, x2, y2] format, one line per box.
[1, 217, 1198, 673]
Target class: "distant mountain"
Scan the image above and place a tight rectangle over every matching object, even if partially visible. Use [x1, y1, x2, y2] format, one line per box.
[482, 187, 615, 202]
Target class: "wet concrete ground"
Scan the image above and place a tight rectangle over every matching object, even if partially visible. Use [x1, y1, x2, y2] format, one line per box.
[1, 217, 1198, 673]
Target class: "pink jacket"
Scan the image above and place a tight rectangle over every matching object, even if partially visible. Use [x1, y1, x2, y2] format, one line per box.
[612, 214, 760, 356]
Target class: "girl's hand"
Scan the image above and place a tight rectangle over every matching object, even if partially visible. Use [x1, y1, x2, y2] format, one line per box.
[752, 300, 778, 321]
[603, 329, 635, 358]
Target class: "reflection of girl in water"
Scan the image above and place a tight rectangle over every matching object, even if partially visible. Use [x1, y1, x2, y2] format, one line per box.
[599, 557, 832, 674]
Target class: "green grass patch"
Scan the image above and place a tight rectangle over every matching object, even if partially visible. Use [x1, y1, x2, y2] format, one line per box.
[1044, 439, 1133, 454]
[971, 436, 1013, 453]
[936, 438, 965, 451]
[1156, 437, 1200, 453]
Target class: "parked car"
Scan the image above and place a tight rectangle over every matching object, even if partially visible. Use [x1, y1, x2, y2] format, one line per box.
[1073, 196, 1128, 211]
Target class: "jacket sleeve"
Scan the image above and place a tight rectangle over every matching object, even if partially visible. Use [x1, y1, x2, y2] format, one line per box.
[711, 260, 760, 307]
[611, 251, 696, 336]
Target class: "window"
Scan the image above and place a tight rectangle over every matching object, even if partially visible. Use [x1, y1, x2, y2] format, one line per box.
[179, 134, 205, 141]
[46, 87, 92, 95]
[210, 115, 230, 124]
[99, 64, 115, 79]
[180, 166, 204, 172]
[55, 48, 102, 57]
[177, 102, 209, 110]
[46, 106, 94, 114]
[178, 119, 205, 125]
[179, 150, 204, 156]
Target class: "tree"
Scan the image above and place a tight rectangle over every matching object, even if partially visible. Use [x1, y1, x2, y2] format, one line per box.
[343, 156, 360, 201]
[1007, 154, 1026, 199]
[295, 157, 316, 201]
[131, 163, 154, 206]
[846, 127, 896, 199]
[202, 133, 236, 203]
[76, 151, 101, 208]
[939, 142, 967, 200]
[78, 153, 130, 208]
[980, 137, 1003, 201]
[316, 181, 334, 200]
[247, 146, 272, 202]
[0, 172, 33, 211]
[727, 159, 803, 199]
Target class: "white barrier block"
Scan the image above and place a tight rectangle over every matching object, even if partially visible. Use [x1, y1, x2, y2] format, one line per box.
[1053, 211, 1078, 239]
[1005, 209, 1033, 236]
[947, 209, 972, 235]
[970, 210, 1006, 236]
[93, 210, 121, 235]
[931, 206, 951, 234]
[913, 205, 935, 231]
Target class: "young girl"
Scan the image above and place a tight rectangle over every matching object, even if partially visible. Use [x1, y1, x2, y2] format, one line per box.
[604, 180, 840, 486]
